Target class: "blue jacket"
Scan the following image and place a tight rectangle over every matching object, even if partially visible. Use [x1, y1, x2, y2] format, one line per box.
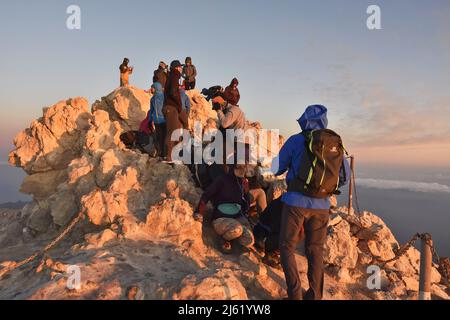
[271, 105, 350, 210]
[149, 82, 165, 124]
[180, 88, 191, 114]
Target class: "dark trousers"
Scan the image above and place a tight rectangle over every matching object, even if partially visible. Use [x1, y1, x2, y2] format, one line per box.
[279, 204, 329, 300]
[162, 105, 182, 161]
[185, 79, 196, 90]
[179, 109, 189, 130]
[154, 123, 167, 158]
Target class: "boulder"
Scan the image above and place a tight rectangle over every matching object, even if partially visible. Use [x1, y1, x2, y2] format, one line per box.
[145, 198, 201, 247]
[19, 170, 68, 200]
[91, 86, 150, 131]
[324, 220, 358, 269]
[9, 98, 90, 174]
[239, 252, 267, 276]
[49, 190, 78, 227]
[24, 201, 52, 233]
[174, 269, 248, 300]
[84, 229, 117, 249]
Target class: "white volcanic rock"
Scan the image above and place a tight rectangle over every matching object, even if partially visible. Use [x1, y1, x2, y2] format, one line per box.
[324, 219, 358, 269]
[9, 97, 90, 174]
[92, 86, 150, 131]
[1, 86, 447, 301]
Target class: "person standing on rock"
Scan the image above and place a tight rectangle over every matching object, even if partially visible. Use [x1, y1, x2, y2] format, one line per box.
[153, 61, 168, 88]
[162, 60, 184, 163]
[149, 82, 167, 158]
[272, 105, 350, 300]
[193, 164, 254, 254]
[119, 58, 133, 87]
[223, 78, 240, 106]
[182, 57, 197, 90]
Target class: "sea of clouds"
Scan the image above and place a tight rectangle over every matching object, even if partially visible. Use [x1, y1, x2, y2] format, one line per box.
[356, 178, 450, 194]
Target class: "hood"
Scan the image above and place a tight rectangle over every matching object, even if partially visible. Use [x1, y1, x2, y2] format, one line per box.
[297, 105, 328, 131]
[153, 82, 163, 94]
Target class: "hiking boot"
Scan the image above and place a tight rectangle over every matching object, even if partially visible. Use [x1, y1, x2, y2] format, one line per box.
[218, 238, 233, 254]
[262, 252, 281, 269]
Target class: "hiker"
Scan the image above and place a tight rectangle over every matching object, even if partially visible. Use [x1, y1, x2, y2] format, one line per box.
[179, 85, 191, 130]
[149, 82, 167, 158]
[182, 57, 197, 90]
[153, 61, 168, 88]
[224, 78, 240, 106]
[211, 95, 250, 165]
[193, 164, 254, 254]
[272, 104, 350, 300]
[212, 96, 246, 131]
[119, 58, 133, 87]
[162, 60, 184, 163]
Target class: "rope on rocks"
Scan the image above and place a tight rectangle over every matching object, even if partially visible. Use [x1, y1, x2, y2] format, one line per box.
[378, 233, 449, 285]
[0, 210, 85, 280]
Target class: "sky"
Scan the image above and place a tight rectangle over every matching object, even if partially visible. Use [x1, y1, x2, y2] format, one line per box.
[1, 0, 450, 170]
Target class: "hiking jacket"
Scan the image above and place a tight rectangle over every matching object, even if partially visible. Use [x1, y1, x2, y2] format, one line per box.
[180, 88, 191, 114]
[149, 82, 166, 124]
[224, 85, 240, 106]
[164, 69, 182, 112]
[197, 171, 250, 220]
[153, 67, 167, 87]
[182, 64, 197, 82]
[217, 103, 246, 130]
[271, 105, 350, 210]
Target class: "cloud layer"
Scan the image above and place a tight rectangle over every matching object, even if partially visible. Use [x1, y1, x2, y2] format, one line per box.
[356, 178, 450, 194]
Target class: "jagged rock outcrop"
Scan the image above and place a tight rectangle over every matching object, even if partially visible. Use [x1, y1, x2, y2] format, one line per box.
[1, 86, 448, 300]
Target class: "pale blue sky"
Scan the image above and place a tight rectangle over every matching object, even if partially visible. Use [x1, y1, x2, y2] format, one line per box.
[1, 0, 450, 167]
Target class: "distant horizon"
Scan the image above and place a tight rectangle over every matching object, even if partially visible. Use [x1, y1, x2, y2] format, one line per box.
[1, 0, 450, 170]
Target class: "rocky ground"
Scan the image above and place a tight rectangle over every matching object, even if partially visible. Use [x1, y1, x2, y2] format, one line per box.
[0, 86, 448, 300]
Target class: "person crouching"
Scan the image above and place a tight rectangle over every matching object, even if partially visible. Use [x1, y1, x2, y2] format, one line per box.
[194, 164, 254, 254]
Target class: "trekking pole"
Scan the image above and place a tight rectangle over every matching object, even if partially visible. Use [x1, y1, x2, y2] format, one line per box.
[419, 234, 433, 300]
[348, 155, 355, 214]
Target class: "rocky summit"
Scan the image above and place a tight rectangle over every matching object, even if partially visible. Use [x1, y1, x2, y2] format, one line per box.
[0, 86, 448, 300]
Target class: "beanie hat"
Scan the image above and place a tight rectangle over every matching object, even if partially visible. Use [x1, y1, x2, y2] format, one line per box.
[170, 60, 182, 69]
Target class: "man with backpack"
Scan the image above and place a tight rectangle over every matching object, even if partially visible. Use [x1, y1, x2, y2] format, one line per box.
[272, 104, 350, 300]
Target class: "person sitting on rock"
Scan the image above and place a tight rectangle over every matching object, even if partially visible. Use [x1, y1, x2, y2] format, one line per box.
[149, 82, 167, 158]
[153, 61, 168, 88]
[223, 78, 240, 106]
[194, 164, 254, 254]
[182, 57, 197, 90]
[119, 58, 133, 87]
